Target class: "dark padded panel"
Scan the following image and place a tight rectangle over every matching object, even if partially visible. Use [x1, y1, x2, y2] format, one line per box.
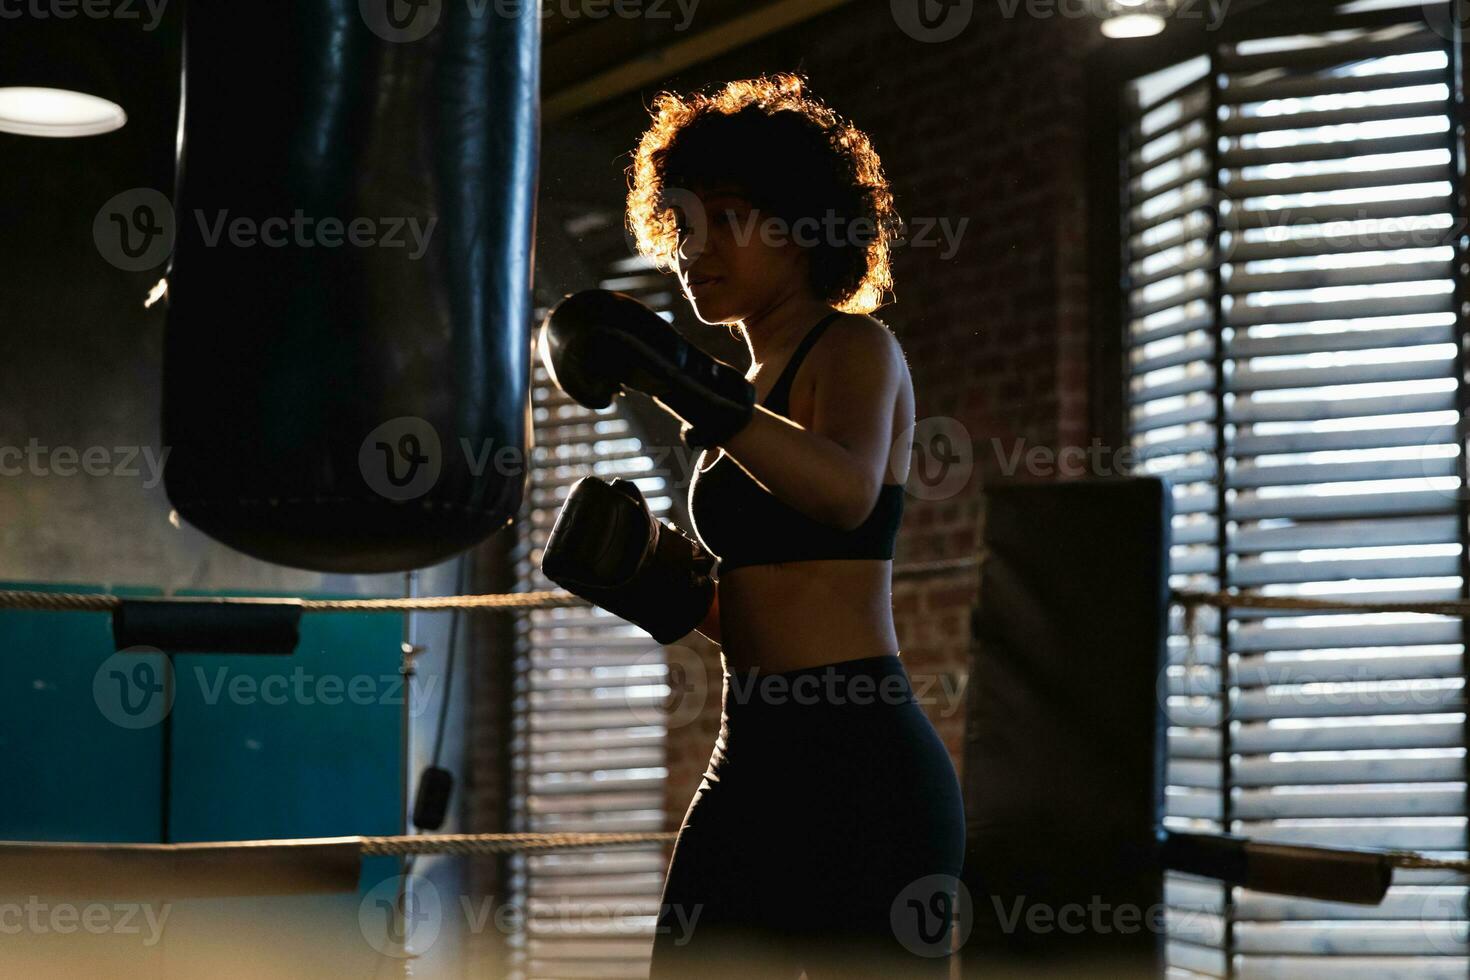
[112, 598, 303, 655]
[962, 478, 1172, 972]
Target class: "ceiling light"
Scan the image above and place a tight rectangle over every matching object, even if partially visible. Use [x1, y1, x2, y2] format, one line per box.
[1102, 13, 1167, 38]
[0, 86, 126, 138]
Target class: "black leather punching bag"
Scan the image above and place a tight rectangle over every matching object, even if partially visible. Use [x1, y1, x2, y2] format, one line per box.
[163, 1, 538, 573]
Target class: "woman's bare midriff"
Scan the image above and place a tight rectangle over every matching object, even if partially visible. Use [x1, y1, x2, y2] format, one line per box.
[714, 558, 899, 673]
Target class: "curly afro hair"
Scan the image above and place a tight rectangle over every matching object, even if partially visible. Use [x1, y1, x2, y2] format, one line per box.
[626, 73, 900, 315]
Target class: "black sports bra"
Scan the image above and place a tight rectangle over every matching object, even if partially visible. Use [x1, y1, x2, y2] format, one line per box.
[688, 313, 905, 572]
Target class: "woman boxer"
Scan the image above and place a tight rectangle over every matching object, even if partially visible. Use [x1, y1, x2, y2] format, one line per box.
[539, 74, 964, 978]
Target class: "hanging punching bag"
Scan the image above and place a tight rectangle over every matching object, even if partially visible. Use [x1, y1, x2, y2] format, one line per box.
[163, 1, 539, 573]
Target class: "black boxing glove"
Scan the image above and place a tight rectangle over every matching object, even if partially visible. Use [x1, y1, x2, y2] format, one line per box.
[541, 476, 715, 644]
[539, 289, 755, 449]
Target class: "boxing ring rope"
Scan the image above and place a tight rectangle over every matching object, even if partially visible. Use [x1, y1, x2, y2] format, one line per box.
[0, 556, 986, 617]
[315, 834, 1470, 873]
[0, 831, 674, 862]
[1173, 589, 1470, 618]
[0, 589, 583, 614]
[1170, 587, 1470, 669]
[0, 832, 678, 909]
[359, 831, 676, 855]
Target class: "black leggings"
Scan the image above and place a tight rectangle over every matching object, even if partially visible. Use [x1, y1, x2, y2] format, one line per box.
[650, 654, 966, 979]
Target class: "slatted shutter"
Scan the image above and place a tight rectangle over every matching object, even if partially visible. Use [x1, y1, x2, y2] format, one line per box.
[508, 237, 681, 978]
[1123, 3, 1469, 976]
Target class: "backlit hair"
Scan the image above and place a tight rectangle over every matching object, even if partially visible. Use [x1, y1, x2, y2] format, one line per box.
[626, 73, 900, 314]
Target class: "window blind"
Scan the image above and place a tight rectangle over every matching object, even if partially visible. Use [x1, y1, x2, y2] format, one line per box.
[1123, 3, 1469, 976]
[507, 238, 681, 979]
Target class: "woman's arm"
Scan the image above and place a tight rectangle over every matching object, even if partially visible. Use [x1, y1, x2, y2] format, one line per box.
[694, 586, 721, 644]
[718, 318, 906, 531]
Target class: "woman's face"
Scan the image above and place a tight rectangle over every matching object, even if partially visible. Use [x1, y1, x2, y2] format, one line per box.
[672, 186, 810, 325]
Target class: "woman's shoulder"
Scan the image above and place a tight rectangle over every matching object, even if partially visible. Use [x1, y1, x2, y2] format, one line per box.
[817, 312, 908, 374]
